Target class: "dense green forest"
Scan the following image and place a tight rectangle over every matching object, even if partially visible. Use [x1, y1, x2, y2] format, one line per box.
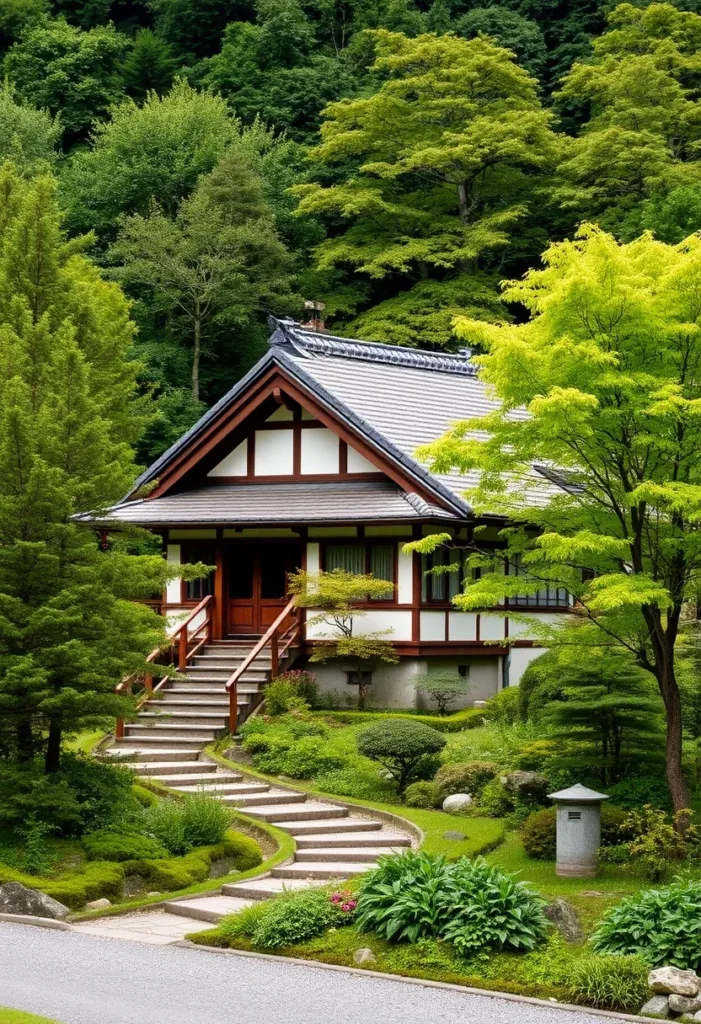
[2, 0, 701, 458]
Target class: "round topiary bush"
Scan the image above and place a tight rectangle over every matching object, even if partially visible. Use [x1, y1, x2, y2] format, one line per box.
[434, 761, 499, 802]
[357, 718, 446, 793]
[521, 805, 635, 860]
[82, 829, 168, 862]
[404, 781, 440, 808]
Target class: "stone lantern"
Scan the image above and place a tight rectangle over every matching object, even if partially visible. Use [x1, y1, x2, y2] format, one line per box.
[548, 783, 609, 878]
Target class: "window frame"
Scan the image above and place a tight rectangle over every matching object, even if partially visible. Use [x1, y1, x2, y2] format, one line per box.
[506, 554, 570, 610]
[320, 541, 398, 606]
[420, 547, 478, 607]
[179, 541, 216, 604]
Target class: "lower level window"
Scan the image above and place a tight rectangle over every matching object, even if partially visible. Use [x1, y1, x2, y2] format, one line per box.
[509, 555, 569, 608]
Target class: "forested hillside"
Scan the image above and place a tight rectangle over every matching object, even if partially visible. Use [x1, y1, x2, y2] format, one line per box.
[2, 0, 700, 458]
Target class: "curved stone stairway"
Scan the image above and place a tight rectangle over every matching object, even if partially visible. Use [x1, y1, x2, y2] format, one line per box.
[81, 651, 413, 943]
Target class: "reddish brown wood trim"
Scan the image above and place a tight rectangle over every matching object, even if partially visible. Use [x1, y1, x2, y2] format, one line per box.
[146, 368, 454, 512]
[205, 472, 387, 485]
[247, 433, 255, 477]
[214, 529, 225, 640]
[339, 441, 348, 475]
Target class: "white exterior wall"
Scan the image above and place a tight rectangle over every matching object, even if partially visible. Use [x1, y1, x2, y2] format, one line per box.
[208, 439, 247, 477]
[166, 544, 181, 604]
[301, 428, 339, 474]
[397, 543, 413, 603]
[305, 608, 413, 642]
[255, 429, 293, 474]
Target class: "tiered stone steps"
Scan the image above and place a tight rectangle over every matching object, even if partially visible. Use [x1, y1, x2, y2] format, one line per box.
[97, 639, 413, 937]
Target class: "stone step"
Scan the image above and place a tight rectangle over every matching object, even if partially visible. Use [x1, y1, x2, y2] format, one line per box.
[164, 895, 255, 923]
[131, 761, 219, 777]
[222, 876, 328, 900]
[103, 747, 201, 763]
[137, 711, 229, 722]
[216, 790, 305, 807]
[273, 862, 371, 880]
[272, 816, 381, 835]
[146, 698, 230, 708]
[114, 735, 208, 748]
[295, 831, 411, 849]
[168, 780, 269, 795]
[183, 672, 267, 684]
[167, 684, 259, 694]
[124, 726, 222, 740]
[244, 803, 349, 823]
[295, 847, 402, 863]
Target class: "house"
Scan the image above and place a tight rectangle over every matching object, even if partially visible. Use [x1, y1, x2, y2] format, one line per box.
[79, 318, 569, 712]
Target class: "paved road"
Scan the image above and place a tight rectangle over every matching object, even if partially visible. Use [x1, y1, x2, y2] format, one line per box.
[0, 922, 610, 1024]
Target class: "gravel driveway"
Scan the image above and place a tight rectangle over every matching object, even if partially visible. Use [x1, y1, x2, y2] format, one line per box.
[0, 922, 623, 1024]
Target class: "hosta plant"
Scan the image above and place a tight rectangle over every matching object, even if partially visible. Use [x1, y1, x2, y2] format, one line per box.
[355, 851, 547, 953]
[592, 879, 701, 970]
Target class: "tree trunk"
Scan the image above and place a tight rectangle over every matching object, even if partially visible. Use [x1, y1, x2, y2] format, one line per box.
[16, 718, 34, 763]
[457, 181, 470, 226]
[44, 720, 62, 774]
[657, 660, 690, 814]
[192, 312, 201, 403]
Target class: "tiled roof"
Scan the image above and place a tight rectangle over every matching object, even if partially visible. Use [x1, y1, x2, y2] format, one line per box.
[108, 319, 562, 520]
[76, 482, 458, 527]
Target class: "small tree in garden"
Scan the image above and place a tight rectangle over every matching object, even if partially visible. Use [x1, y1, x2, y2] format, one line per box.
[357, 719, 446, 794]
[288, 569, 398, 710]
[414, 673, 471, 715]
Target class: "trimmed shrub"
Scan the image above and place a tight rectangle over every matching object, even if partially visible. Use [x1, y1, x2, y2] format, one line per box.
[83, 830, 168, 862]
[127, 831, 262, 891]
[220, 885, 356, 949]
[477, 777, 513, 818]
[132, 784, 159, 808]
[592, 880, 701, 969]
[273, 670, 320, 709]
[279, 737, 345, 779]
[357, 719, 446, 793]
[605, 775, 671, 811]
[567, 954, 649, 1012]
[434, 761, 499, 802]
[404, 781, 440, 808]
[41, 862, 125, 910]
[356, 851, 547, 954]
[318, 708, 485, 732]
[521, 805, 636, 861]
[265, 679, 299, 716]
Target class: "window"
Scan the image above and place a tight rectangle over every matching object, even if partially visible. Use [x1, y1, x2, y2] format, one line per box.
[509, 554, 569, 608]
[323, 543, 394, 601]
[421, 548, 474, 604]
[182, 542, 215, 601]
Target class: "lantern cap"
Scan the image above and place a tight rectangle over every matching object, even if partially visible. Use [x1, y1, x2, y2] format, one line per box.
[548, 783, 609, 804]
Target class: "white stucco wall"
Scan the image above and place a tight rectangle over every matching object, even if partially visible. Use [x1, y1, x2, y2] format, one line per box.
[208, 439, 247, 477]
[255, 429, 293, 474]
[301, 428, 339, 474]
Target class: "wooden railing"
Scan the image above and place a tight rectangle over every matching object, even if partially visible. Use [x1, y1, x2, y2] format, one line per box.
[226, 596, 300, 734]
[115, 595, 214, 739]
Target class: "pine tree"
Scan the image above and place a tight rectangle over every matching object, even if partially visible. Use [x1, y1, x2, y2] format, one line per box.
[0, 164, 183, 773]
[122, 30, 178, 101]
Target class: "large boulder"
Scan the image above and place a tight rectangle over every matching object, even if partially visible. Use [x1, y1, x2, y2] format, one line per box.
[442, 793, 472, 814]
[543, 898, 584, 944]
[669, 993, 701, 1014]
[500, 771, 549, 801]
[649, 966, 700, 997]
[0, 882, 70, 921]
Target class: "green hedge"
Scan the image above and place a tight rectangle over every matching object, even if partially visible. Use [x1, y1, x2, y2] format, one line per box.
[0, 830, 262, 910]
[317, 708, 485, 733]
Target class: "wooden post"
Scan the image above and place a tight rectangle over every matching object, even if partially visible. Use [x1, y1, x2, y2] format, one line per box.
[116, 718, 125, 739]
[271, 631, 279, 677]
[178, 626, 188, 671]
[144, 671, 153, 693]
[214, 535, 225, 640]
[229, 681, 238, 735]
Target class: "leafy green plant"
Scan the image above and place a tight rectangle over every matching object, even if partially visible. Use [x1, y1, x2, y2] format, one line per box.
[15, 819, 54, 876]
[357, 719, 446, 793]
[140, 793, 231, 854]
[623, 805, 700, 881]
[220, 884, 357, 949]
[567, 954, 649, 1012]
[434, 761, 499, 802]
[265, 679, 301, 716]
[404, 781, 440, 808]
[414, 673, 471, 715]
[356, 851, 547, 954]
[482, 688, 520, 727]
[476, 777, 513, 818]
[279, 737, 345, 779]
[592, 879, 701, 969]
[273, 670, 319, 708]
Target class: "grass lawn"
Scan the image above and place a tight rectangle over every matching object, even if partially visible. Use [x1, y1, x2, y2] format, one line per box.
[0, 1010, 62, 1024]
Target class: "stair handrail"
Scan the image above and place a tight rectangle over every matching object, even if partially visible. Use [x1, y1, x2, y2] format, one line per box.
[115, 594, 214, 739]
[226, 596, 300, 733]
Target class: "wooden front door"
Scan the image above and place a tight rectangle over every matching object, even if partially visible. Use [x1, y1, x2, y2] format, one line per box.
[227, 542, 301, 635]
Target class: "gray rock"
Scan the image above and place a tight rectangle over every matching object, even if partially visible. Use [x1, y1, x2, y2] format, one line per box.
[0, 882, 69, 921]
[543, 898, 583, 945]
[649, 967, 700, 997]
[501, 771, 549, 800]
[640, 995, 671, 1018]
[147, 892, 162, 898]
[693, 1011, 701, 1021]
[442, 831, 466, 840]
[669, 994, 701, 1014]
[353, 948, 376, 966]
[442, 793, 472, 814]
[86, 898, 112, 910]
